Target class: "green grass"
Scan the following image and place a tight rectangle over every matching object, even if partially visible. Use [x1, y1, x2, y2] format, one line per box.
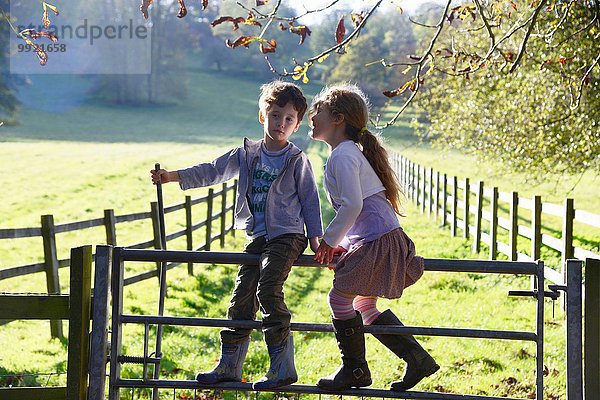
[0, 70, 585, 398]
[0, 200, 568, 399]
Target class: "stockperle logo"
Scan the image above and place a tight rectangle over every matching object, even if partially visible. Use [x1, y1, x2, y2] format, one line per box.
[9, 3, 152, 74]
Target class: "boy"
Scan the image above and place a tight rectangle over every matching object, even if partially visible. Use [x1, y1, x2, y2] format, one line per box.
[150, 80, 323, 389]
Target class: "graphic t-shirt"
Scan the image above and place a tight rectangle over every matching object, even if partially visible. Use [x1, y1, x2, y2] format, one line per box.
[250, 142, 291, 237]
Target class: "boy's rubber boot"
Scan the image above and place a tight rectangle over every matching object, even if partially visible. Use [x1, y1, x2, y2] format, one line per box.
[371, 309, 439, 391]
[196, 338, 250, 384]
[252, 334, 298, 390]
[317, 312, 372, 391]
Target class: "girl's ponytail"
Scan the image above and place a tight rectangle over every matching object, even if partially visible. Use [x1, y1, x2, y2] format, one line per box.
[358, 130, 403, 215]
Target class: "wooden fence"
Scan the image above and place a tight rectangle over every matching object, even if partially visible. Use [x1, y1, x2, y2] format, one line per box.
[0, 246, 92, 400]
[390, 152, 600, 285]
[0, 180, 237, 338]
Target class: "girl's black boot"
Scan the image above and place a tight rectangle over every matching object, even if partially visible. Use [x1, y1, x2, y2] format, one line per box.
[317, 311, 372, 391]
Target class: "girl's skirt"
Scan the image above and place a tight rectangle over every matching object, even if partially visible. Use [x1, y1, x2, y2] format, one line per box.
[333, 227, 424, 298]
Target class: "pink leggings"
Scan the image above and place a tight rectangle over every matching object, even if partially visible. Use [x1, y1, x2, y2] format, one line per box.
[327, 287, 381, 325]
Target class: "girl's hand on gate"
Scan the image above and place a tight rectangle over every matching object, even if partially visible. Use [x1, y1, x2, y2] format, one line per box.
[314, 240, 338, 266]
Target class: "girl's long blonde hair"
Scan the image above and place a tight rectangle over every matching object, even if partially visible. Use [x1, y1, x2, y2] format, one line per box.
[310, 83, 404, 215]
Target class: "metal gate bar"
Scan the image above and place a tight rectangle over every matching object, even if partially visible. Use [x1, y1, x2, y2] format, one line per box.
[115, 379, 526, 400]
[120, 248, 539, 275]
[104, 247, 547, 400]
[120, 314, 537, 341]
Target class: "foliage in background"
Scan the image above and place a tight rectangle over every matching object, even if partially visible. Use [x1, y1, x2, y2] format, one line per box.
[326, 11, 417, 106]
[413, 0, 600, 177]
[90, 0, 189, 105]
[1, 0, 598, 176]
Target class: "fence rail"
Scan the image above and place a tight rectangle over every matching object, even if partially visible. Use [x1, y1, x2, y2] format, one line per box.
[391, 152, 600, 285]
[0, 180, 237, 338]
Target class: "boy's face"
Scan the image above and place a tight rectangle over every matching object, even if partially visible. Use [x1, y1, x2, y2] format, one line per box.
[259, 102, 301, 150]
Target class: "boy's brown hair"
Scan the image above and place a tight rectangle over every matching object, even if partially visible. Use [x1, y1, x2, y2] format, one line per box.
[259, 80, 308, 121]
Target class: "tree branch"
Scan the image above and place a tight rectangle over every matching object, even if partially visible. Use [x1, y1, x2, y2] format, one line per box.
[236, 0, 342, 22]
[474, 0, 495, 48]
[541, 0, 575, 42]
[376, 0, 453, 129]
[306, 0, 383, 64]
[509, 0, 548, 72]
[552, 0, 599, 49]
[408, 16, 438, 29]
[258, 0, 282, 40]
[264, 0, 384, 78]
[571, 52, 600, 109]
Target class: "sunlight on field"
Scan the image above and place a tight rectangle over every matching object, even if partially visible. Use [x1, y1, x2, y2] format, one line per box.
[0, 71, 585, 398]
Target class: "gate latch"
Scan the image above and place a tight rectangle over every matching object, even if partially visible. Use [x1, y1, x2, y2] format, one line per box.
[508, 286, 565, 317]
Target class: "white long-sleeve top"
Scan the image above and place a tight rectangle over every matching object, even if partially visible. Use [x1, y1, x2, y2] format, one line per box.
[322, 140, 388, 247]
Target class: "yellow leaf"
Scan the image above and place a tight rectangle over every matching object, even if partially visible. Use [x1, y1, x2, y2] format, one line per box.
[43, 2, 59, 13]
[302, 74, 309, 84]
[402, 66, 411, 74]
[317, 54, 330, 63]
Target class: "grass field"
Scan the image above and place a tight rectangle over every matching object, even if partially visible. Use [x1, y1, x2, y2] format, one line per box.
[0, 69, 592, 398]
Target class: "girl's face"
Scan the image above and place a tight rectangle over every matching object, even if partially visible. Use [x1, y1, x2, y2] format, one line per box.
[309, 104, 337, 143]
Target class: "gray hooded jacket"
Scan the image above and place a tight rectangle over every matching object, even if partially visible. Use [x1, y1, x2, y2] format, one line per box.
[178, 138, 323, 240]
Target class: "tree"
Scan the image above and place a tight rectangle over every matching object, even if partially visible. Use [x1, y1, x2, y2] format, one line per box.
[91, 0, 189, 105]
[411, 0, 600, 175]
[180, 0, 597, 176]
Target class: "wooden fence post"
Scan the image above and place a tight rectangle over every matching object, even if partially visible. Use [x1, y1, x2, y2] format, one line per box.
[442, 174, 448, 227]
[185, 196, 193, 275]
[398, 155, 404, 189]
[231, 181, 237, 237]
[411, 162, 416, 202]
[565, 259, 583, 399]
[585, 257, 600, 398]
[421, 167, 427, 213]
[532, 195, 542, 261]
[104, 209, 117, 246]
[451, 176, 458, 237]
[428, 168, 434, 216]
[41, 214, 62, 339]
[490, 187, 499, 260]
[220, 183, 227, 248]
[415, 164, 421, 206]
[109, 247, 124, 400]
[562, 198, 575, 280]
[403, 157, 408, 195]
[473, 181, 484, 253]
[88, 246, 112, 400]
[66, 245, 92, 400]
[435, 171, 440, 223]
[464, 178, 470, 239]
[206, 188, 214, 251]
[150, 202, 162, 278]
[408, 160, 412, 200]
[510, 192, 519, 261]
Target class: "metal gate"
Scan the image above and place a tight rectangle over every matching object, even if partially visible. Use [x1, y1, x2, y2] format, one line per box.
[88, 245, 584, 400]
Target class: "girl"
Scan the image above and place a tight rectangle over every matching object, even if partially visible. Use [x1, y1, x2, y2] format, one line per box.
[309, 84, 439, 392]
